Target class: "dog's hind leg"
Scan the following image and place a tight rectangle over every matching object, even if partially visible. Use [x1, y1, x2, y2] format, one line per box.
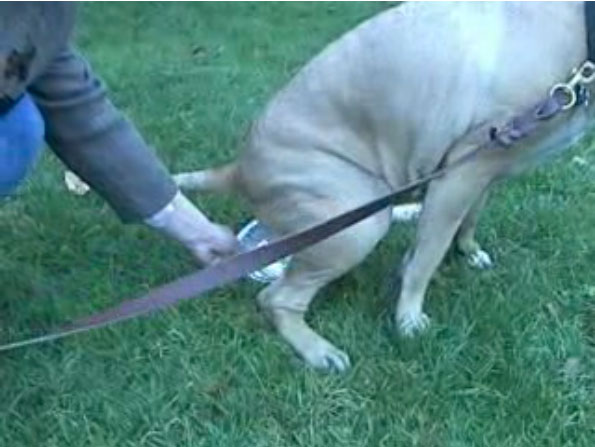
[257, 265, 351, 372]
[396, 162, 493, 336]
[256, 198, 390, 372]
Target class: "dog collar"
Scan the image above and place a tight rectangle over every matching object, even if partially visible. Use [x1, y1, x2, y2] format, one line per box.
[586, 2, 595, 64]
[576, 1, 595, 107]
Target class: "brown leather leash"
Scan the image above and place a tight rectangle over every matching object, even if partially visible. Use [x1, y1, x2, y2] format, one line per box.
[0, 65, 590, 353]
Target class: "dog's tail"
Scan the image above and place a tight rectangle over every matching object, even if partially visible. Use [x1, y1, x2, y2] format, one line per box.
[173, 162, 238, 194]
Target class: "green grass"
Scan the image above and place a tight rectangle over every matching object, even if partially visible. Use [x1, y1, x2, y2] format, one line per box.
[1, 3, 595, 446]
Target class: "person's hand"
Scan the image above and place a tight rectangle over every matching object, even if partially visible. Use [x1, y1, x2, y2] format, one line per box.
[145, 192, 239, 265]
[184, 220, 239, 265]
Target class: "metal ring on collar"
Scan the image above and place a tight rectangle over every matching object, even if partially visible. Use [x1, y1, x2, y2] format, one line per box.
[550, 83, 577, 110]
[549, 60, 595, 111]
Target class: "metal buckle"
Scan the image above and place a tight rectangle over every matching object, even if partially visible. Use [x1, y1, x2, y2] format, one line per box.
[550, 60, 595, 110]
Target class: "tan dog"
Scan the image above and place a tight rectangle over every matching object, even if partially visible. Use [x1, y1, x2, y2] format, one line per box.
[175, 2, 592, 371]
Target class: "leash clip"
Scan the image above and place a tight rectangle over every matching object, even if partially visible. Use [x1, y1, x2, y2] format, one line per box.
[550, 60, 595, 110]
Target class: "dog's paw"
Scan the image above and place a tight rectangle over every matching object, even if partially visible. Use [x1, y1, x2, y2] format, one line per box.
[391, 203, 422, 223]
[302, 340, 351, 373]
[396, 311, 430, 337]
[466, 249, 493, 270]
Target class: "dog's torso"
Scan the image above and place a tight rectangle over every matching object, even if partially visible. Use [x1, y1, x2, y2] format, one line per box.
[239, 2, 589, 209]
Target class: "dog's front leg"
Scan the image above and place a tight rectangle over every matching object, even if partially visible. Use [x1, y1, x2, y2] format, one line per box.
[454, 190, 494, 269]
[396, 167, 491, 336]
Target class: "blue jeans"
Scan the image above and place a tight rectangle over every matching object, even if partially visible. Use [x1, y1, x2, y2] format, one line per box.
[0, 94, 45, 196]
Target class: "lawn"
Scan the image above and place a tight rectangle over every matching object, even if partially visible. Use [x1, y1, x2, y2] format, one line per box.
[1, 3, 595, 446]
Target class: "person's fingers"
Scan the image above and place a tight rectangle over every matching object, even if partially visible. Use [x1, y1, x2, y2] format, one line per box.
[188, 224, 240, 265]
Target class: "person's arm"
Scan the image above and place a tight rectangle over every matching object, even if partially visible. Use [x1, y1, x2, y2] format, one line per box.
[28, 47, 237, 263]
[28, 48, 176, 221]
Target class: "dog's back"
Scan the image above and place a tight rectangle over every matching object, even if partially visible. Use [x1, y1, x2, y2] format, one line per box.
[241, 2, 584, 191]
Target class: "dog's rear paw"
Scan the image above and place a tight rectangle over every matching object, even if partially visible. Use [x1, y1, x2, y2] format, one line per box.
[302, 340, 351, 373]
[396, 311, 430, 336]
[391, 203, 422, 223]
[467, 249, 493, 270]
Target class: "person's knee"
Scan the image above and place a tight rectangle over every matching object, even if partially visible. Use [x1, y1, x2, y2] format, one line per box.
[0, 94, 45, 196]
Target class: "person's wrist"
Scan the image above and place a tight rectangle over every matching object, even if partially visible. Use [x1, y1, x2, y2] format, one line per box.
[145, 192, 238, 264]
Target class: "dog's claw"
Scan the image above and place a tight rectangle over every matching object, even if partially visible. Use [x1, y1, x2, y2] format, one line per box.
[397, 312, 430, 336]
[467, 249, 493, 270]
[303, 341, 351, 373]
